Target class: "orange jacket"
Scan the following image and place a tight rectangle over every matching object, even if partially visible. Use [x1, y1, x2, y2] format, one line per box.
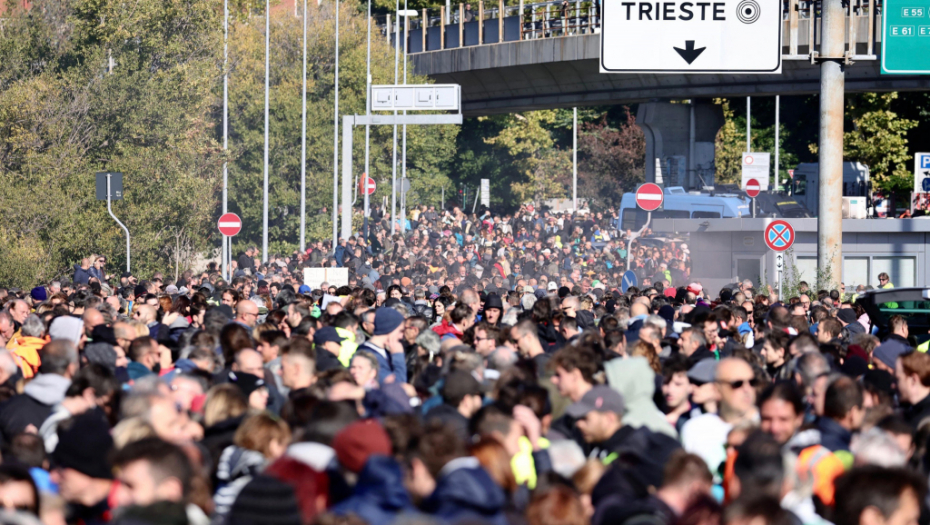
[7, 336, 45, 379]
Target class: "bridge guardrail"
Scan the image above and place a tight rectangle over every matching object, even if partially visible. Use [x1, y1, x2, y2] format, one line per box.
[378, 0, 880, 62]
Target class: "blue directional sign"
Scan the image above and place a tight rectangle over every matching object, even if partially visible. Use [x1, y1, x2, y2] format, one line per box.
[764, 220, 794, 252]
[915, 153, 930, 193]
[621, 270, 638, 293]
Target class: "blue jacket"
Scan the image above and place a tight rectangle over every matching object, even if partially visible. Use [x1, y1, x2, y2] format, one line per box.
[73, 264, 92, 284]
[357, 342, 407, 383]
[422, 458, 508, 525]
[817, 417, 852, 453]
[89, 267, 104, 282]
[332, 456, 416, 525]
[334, 245, 346, 267]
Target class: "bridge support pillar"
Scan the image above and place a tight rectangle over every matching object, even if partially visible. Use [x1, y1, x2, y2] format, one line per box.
[637, 100, 723, 190]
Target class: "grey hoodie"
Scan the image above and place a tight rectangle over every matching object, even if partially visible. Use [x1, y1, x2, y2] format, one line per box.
[24, 374, 71, 406]
[604, 357, 678, 439]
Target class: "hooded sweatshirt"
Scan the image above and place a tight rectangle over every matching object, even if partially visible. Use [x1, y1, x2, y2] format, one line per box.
[422, 457, 508, 525]
[604, 357, 678, 439]
[332, 455, 417, 525]
[0, 373, 71, 444]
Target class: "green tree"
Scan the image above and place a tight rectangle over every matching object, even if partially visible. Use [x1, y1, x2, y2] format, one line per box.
[576, 108, 645, 210]
[484, 110, 567, 208]
[840, 93, 916, 194]
[225, 3, 457, 254]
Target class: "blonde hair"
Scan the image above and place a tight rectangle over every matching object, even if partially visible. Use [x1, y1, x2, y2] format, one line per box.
[234, 413, 292, 459]
[128, 319, 150, 338]
[112, 417, 157, 449]
[203, 383, 248, 428]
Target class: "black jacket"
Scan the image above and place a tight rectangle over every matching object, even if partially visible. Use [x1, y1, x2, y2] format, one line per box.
[0, 374, 70, 445]
[905, 393, 930, 431]
[316, 348, 345, 373]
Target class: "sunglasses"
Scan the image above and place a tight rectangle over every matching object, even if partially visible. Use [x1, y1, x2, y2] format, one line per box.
[717, 378, 759, 389]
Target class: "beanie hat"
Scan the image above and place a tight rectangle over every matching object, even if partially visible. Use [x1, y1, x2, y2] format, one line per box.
[49, 316, 84, 347]
[83, 342, 117, 372]
[30, 286, 47, 302]
[52, 409, 114, 479]
[373, 307, 405, 336]
[228, 371, 267, 399]
[226, 476, 302, 525]
[874, 342, 910, 370]
[836, 308, 858, 325]
[333, 419, 392, 473]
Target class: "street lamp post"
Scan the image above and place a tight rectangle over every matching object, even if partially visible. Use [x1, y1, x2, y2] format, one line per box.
[262, 0, 270, 263]
[332, 0, 340, 251]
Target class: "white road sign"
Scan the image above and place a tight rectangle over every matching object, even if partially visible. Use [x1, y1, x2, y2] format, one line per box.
[741, 152, 771, 191]
[600, 0, 782, 73]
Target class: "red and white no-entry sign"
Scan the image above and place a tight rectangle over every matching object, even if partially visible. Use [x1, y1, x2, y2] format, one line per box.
[635, 183, 664, 211]
[746, 178, 761, 198]
[218, 213, 242, 237]
[359, 175, 376, 195]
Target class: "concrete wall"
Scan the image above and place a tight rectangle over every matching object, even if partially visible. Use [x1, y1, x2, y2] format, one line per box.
[651, 218, 930, 294]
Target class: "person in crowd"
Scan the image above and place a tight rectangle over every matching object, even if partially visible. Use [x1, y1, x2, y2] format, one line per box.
[2, 211, 927, 525]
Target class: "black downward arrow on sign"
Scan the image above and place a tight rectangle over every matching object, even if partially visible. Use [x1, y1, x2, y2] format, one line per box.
[674, 41, 706, 64]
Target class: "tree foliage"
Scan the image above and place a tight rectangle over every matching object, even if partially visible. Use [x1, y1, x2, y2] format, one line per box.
[575, 109, 645, 209]
[484, 111, 567, 208]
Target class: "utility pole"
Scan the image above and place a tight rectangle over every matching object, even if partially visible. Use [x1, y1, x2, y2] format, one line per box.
[300, 0, 308, 252]
[332, 0, 340, 251]
[746, 97, 751, 152]
[401, 0, 409, 235]
[222, 0, 229, 280]
[262, 0, 270, 263]
[391, 2, 400, 235]
[775, 95, 780, 192]
[573, 107, 578, 210]
[818, 0, 845, 283]
[363, 0, 371, 241]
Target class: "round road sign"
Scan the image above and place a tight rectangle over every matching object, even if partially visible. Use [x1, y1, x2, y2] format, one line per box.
[764, 220, 795, 252]
[635, 183, 664, 211]
[746, 178, 761, 198]
[359, 175, 376, 195]
[621, 271, 638, 293]
[218, 213, 242, 237]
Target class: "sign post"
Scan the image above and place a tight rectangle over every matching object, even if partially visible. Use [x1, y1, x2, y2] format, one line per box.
[627, 184, 665, 269]
[96, 172, 130, 273]
[775, 252, 784, 300]
[600, 0, 782, 73]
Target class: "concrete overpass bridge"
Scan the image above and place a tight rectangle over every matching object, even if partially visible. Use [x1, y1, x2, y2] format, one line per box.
[380, 0, 929, 185]
[394, 0, 927, 114]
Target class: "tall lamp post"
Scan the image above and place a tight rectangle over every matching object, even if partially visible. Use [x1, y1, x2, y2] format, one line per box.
[332, 0, 341, 251]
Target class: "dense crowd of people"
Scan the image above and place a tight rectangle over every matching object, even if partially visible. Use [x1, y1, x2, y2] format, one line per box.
[0, 206, 924, 525]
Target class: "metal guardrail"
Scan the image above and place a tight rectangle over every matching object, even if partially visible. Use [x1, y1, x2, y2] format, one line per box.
[378, 0, 881, 61]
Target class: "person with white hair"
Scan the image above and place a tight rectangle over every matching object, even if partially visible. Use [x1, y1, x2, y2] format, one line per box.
[851, 427, 908, 467]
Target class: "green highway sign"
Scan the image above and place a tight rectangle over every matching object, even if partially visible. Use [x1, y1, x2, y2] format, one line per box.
[882, 1, 930, 73]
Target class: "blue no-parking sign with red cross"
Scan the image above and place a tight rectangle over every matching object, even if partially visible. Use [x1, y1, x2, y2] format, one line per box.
[764, 220, 795, 252]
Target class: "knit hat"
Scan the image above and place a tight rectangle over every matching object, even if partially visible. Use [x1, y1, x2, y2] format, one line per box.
[333, 419, 392, 473]
[52, 409, 114, 479]
[49, 316, 84, 347]
[228, 371, 266, 399]
[836, 308, 858, 325]
[84, 342, 117, 371]
[226, 476, 302, 525]
[874, 342, 910, 370]
[373, 307, 405, 336]
[30, 286, 47, 302]
[484, 294, 503, 311]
